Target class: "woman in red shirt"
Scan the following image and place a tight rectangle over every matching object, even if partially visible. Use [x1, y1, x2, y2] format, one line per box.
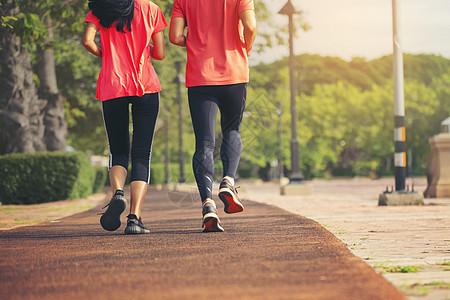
[82, 0, 167, 234]
[170, 0, 257, 232]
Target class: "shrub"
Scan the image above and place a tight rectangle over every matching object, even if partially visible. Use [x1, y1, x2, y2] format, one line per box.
[93, 166, 108, 193]
[0, 152, 98, 204]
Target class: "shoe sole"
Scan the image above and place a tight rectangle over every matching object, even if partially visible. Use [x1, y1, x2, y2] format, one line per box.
[218, 188, 244, 214]
[202, 212, 224, 232]
[124, 225, 150, 235]
[100, 197, 127, 231]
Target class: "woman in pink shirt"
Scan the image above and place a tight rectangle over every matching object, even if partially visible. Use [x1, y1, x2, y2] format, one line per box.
[170, 0, 257, 232]
[82, 0, 167, 235]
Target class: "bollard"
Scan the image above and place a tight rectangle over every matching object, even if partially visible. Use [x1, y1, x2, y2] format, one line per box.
[424, 119, 450, 198]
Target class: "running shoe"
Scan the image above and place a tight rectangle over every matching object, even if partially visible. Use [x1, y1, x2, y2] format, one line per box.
[100, 190, 127, 231]
[202, 201, 224, 232]
[218, 178, 244, 214]
[124, 214, 150, 234]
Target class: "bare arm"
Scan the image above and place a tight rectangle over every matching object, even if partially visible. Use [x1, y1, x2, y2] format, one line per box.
[82, 22, 102, 58]
[151, 31, 165, 60]
[169, 17, 186, 47]
[240, 10, 257, 56]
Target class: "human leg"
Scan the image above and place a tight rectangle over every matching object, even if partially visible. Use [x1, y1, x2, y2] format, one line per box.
[188, 87, 218, 202]
[100, 97, 131, 231]
[125, 181, 150, 235]
[124, 93, 159, 234]
[109, 165, 127, 192]
[188, 87, 224, 232]
[129, 93, 159, 186]
[217, 83, 247, 213]
[102, 97, 131, 185]
[129, 181, 148, 218]
[202, 200, 224, 232]
[218, 83, 247, 179]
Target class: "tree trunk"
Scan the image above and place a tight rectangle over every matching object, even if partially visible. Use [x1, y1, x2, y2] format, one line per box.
[0, 0, 47, 154]
[37, 18, 67, 151]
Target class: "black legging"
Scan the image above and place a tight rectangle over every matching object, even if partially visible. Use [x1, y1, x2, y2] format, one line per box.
[188, 83, 247, 201]
[102, 93, 159, 184]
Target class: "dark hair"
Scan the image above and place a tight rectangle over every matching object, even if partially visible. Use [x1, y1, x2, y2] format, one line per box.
[88, 0, 134, 33]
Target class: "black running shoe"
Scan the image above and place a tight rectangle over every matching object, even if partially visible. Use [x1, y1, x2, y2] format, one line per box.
[124, 214, 150, 234]
[218, 178, 244, 214]
[202, 201, 224, 232]
[100, 190, 127, 231]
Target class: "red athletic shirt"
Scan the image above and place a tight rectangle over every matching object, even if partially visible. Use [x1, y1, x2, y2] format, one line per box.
[171, 0, 254, 87]
[85, 0, 167, 101]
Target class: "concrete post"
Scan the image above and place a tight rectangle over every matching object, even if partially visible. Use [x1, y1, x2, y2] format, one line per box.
[424, 131, 450, 198]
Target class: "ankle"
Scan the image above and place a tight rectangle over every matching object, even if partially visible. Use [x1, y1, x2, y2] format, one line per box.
[202, 199, 216, 208]
[223, 176, 235, 186]
[114, 189, 124, 196]
[127, 213, 139, 219]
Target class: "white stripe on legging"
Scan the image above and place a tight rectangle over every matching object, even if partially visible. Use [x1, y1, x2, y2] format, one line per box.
[147, 93, 160, 184]
[101, 104, 113, 169]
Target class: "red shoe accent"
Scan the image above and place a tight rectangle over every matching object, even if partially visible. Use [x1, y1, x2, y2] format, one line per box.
[202, 216, 224, 232]
[219, 193, 244, 214]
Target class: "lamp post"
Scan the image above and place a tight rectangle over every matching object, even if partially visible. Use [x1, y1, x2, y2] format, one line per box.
[175, 61, 185, 183]
[378, 0, 423, 205]
[392, 0, 407, 191]
[279, 0, 304, 182]
[276, 101, 284, 179]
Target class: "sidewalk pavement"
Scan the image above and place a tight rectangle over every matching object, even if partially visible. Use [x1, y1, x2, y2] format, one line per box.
[237, 177, 450, 300]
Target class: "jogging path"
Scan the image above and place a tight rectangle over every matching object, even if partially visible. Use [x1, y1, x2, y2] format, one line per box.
[0, 189, 405, 300]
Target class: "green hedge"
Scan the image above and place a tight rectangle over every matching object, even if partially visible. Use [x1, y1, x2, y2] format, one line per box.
[0, 152, 106, 205]
[93, 166, 108, 193]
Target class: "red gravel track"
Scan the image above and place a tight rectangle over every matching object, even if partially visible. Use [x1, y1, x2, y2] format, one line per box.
[0, 189, 406, 299]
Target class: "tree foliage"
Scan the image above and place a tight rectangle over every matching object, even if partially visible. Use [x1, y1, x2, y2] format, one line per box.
[248, 53, 450, 178]
[1, 0, 448, 181]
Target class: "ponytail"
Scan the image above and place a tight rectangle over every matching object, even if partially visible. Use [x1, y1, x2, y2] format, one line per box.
[88, 0, 134, 33]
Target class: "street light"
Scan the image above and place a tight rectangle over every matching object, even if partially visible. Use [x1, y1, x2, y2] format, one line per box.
[378, 0, 423, 205]
[279, 0, 304, 182]
[275, 101, 284, 179]
[392, 0, 406, 191]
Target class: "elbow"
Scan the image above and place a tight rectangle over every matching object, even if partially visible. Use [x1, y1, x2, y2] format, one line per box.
[169, 33, 184, 47]
[153, 49, 166, 60]
[169, 36, 180, 46]
[154, 53, 165, 60]
[247, 22, 257, 36]
[82, 38, 92, 51]
[81, 38, 89, 49]
[168, 30, 177, 45]
[252, 24, 258, 36]
[169, 33, 176, 45]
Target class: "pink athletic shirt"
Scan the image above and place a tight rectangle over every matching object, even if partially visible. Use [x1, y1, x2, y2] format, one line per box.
[85, 0, 167, 101]
[171, 0, 254, 87]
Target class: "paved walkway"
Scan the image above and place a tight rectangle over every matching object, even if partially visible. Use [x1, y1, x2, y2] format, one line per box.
[238, 177, 450, 300]
[0, 187, 405, 300]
